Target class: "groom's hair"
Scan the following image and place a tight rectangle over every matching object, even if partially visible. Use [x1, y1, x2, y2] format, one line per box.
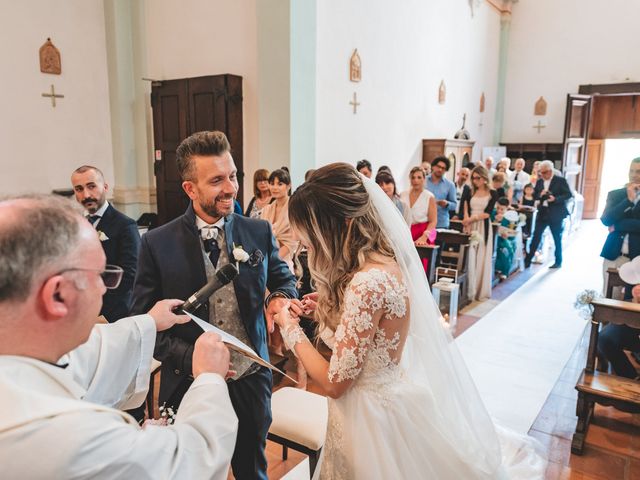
[176, 131, 231, 182]
[0, 195, 84, 302]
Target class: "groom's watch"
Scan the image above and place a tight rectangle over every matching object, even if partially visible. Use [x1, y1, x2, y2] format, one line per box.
[265, 291, 291, 308]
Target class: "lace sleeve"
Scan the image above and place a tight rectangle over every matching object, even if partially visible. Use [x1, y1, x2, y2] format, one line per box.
[327, 270, 389, 384]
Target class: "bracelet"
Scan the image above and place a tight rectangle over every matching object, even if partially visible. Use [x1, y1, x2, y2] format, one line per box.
[265, 291, 290, 308]
[280, 324, 309, 354]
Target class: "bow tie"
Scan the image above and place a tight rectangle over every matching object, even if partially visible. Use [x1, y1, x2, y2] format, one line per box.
[200, 225, 221, 240]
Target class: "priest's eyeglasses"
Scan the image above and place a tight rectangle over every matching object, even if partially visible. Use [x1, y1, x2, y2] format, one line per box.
[57, 265, 124, 289]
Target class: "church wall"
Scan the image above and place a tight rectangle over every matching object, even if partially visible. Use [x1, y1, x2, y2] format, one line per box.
[314, 0, 501, 191]
[144, 0, 261, 204]
[502, 0, 640, 143]
[0, 0, 114, 196]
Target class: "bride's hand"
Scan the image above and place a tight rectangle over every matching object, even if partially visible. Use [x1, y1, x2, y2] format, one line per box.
[301, 292, 319, 317]
[272, 301, 299, 330]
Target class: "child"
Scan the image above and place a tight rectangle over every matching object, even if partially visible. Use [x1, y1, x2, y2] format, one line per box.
[520, 183, 535, 207]
[492, 197, 518, 280]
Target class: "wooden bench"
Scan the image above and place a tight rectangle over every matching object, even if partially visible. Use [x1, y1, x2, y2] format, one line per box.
[605, 267, 627, 300]
[572, 298, 640, 454]
[416, 244, 440, 285]
[434, 227, 471, 308]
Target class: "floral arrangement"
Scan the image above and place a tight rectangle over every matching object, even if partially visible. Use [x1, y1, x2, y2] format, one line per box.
[469, 230, 483, 246]
[158, 403, 176, 425]
[574, 289, 600, 320]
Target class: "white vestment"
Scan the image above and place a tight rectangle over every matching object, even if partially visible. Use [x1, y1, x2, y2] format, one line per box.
[0, 315, 238, 479]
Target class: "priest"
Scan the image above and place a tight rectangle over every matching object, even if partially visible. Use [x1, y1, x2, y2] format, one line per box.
[0, 195, 238, 479]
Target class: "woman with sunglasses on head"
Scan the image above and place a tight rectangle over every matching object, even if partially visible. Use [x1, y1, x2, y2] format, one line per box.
[462, 165, 498, 301]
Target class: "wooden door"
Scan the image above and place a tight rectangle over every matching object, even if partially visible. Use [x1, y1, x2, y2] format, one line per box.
[151, 79, 189, 226]
[562, 94, 593, 194]
[152, 75, 244, 225]
[582, 139, 605, 219]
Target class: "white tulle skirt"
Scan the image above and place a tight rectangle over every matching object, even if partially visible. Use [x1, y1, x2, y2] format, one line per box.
[315, 369, 546, 480]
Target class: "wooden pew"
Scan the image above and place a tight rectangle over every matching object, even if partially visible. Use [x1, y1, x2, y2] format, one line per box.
[416, 244, 440, 285]
[434, 227, 471, 308]
[571, 298, 640, 454]
[605, 267, 627, 300]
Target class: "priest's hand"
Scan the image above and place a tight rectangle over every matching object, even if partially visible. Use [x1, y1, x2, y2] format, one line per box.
[148, 299, 190, 332]
[192, 332, 230, 378]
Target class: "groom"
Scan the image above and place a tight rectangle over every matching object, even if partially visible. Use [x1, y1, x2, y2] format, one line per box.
[131, 131, 297, 480]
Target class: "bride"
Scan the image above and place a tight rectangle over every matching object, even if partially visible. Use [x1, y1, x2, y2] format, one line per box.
[273, 163, 545, 479]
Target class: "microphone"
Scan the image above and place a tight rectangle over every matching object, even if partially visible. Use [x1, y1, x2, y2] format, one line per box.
[179, 263, 239, 314]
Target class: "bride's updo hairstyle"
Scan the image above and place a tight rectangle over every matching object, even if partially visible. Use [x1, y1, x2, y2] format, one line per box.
[289, 162, 395, 330]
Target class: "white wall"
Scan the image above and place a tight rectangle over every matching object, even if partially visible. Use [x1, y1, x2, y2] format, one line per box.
[502, 0, 640, 143]
[314, 0, 501, 191]
[0, 0, 114, 195]
[144, 0, 260, 202]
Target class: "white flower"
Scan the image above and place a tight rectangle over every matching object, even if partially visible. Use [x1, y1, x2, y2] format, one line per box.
[232, 245, 250, 263]
[97, 230, 109, 242]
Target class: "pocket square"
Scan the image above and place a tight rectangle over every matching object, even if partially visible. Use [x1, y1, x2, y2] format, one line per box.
[248, 249, 264, 267]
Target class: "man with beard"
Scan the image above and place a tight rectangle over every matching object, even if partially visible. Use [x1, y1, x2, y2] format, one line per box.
[71, 166, 140, 322]
[131, 131, 298, 480]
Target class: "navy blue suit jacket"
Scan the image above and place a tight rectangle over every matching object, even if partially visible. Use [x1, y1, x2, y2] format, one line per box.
[600, 187, 640, 260]
[533, 175, 572, 223]
[97, 204, 140, 322]
[131, 203, 297, 402]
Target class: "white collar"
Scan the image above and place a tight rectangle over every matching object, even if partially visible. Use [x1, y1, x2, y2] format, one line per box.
[87, 201, 109, 218]
[196, 215, 225, 239]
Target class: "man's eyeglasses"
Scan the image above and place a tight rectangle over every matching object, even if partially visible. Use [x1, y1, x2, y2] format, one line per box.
[57, 265, 124, 289]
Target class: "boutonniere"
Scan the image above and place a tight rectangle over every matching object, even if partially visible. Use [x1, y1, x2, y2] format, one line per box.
[232, 244, 251, 268]
[97, 230, 109, 242]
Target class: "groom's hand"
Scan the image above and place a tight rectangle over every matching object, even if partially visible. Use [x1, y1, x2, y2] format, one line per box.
[266, 297, 304, 332]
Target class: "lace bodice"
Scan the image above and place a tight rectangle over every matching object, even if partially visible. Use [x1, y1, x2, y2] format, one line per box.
[282, 267, 410, 392]
[327, 268, 409, 386]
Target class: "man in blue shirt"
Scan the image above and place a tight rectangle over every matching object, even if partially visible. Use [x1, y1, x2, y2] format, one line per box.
[426, 156, 458, 229]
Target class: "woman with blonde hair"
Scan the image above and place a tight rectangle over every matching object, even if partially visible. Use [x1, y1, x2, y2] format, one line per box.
[244, 168, 272, 218]
[462, 165, 498, 301]
[272, 163, 544, 479]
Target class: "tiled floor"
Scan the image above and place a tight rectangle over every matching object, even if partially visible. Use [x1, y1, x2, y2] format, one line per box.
[529, 327, 640, 479]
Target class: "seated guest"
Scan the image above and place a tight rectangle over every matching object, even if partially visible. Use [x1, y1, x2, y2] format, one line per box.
[462, 166, 498, 301]
[497, 157, 512, 174]
[400, 166, 437, 272]
[375, 170, 411, 225]
[530, 160, 541, 186]
[0, 195, 236, 479]
[426, 156, 458, 229]
[356, 159, 372, 178]
[492, 197, 518, 280]
[262, 167, 299, 272]
[376, 165, 392, 175]
[600, 157, 640, 293]
[598, 257, 640, 378]
[244, 169, 272, 218]
[70, 165, 140, 322]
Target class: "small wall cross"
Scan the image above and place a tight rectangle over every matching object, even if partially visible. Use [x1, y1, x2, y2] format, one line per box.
[42, 84, 64, 107]
[533, 120, 546, 134]
[349, 92, 360, 114]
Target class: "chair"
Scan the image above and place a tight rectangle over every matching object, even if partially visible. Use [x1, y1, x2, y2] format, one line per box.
[268, 387, 328, 478]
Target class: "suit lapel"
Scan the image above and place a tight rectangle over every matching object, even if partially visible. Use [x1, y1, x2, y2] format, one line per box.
[223, 214, 236, 258]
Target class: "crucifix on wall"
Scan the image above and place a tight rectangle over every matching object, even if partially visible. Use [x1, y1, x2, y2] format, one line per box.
[349, 92, 360, 114]
[533, 120, 546, 134]
[41, 84, 64, 107]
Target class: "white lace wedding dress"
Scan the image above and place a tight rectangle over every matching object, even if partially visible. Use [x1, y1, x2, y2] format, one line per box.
[283, 175, 545, 479]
